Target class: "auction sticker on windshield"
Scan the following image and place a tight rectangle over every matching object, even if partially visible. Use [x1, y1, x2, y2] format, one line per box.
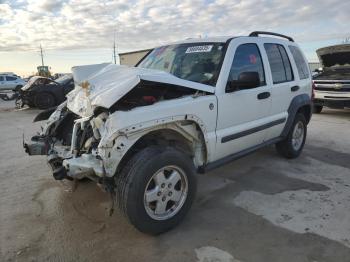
[186, 45, 213, 53]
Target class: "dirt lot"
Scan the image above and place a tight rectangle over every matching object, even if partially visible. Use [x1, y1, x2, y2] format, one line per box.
[0, 100, 349, 262]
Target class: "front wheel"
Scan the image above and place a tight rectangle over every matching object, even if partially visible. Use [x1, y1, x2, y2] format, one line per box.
[115, 146, 196, 235]
[276, 113, 307, 159]
[34, 92, 55, 109]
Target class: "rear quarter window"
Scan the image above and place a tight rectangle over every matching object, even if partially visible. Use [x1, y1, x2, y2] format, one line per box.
[289, 46, 310, 79]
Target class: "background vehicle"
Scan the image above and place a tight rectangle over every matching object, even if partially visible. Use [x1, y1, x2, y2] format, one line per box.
[0, 74, 26, 91]
[313, 44, 350, 113]
[37, 65, 51, 78]
[17, 74, 74, 109]
[25, 32, 312, 234]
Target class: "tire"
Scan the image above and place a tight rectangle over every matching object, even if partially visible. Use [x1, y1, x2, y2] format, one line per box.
[14, 85, 23, 92]
[313, 105, 323, 114]
[276, 113, 307, 159]
[34, 92, 55, 109]
[115, 146, 196, 235]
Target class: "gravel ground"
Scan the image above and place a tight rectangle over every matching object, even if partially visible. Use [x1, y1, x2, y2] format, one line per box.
[0, 100, 349, 262]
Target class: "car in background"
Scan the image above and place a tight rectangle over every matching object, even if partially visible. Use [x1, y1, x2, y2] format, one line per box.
[17, 74, 74, 109]
[313, 44, 350, 113]
[0, 74, 26, 91]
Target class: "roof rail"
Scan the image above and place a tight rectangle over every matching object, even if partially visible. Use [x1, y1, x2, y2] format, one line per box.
[249, 31, 294, 42]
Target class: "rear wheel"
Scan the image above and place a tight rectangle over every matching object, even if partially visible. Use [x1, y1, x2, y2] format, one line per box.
[313, 105, 323, 114]
[115, 146, 196, 235]
[34, 92, 55, 109]
[276, 113, 307, 159]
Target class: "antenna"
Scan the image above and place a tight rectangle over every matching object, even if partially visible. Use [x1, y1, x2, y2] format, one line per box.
[40, 44, 45, 66]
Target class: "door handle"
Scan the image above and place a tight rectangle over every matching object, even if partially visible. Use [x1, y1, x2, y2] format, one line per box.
[257, 92, 270, 100]
[291, 86, 300, 92]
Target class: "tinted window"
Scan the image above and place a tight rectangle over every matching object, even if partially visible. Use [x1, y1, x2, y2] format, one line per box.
[289, 46, 310, 79]
[6, 76, 17, 81]
[264, 44, 293, 84]
[0, 76, 4, 81]
[228, 43, 265, 86]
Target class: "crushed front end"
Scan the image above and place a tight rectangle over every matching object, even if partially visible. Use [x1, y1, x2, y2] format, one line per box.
[24, 102, 108, 182]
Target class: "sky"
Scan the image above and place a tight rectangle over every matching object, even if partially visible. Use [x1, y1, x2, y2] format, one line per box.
[0, 0, 349, 77]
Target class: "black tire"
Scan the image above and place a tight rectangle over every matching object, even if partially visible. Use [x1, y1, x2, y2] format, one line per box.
[14, 85, 23, 92]
[276, 113, 307, 159]
[115, 146, 196, 235]
[34, 92, 55, 109]
[313, 105, 323, 114]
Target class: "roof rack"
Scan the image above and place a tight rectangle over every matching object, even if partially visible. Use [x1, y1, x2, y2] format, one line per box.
[249, 31, 294, 42]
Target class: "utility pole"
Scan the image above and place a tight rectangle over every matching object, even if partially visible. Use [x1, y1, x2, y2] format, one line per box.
[113, 27, 117, 64]
[113, 41, 116, 64]
[40, 44, 44, 66]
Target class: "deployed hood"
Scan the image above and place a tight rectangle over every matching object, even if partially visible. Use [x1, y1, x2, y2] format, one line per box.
[316, 44, 350, 68]
[67, 63, 215, 117]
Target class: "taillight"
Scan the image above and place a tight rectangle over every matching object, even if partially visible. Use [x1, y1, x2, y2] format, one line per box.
[311, 81, 316, 100]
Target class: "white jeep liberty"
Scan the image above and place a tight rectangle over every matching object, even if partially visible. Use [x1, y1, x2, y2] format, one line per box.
[25, 31, 312, 234]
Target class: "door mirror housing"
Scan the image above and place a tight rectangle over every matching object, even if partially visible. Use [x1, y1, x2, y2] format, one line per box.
[227, 71, 260, 92]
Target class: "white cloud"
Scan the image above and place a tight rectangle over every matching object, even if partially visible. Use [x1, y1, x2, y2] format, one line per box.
[0, 0, 349, 52]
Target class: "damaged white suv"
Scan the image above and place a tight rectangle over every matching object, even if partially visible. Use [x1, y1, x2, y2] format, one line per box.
[25, 32, 312, 234]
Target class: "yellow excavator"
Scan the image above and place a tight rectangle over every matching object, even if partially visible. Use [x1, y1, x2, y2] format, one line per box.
[37, 65, 51, 77]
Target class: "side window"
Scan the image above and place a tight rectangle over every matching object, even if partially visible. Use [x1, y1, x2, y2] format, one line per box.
[289, 46, 310, 79]
[6, 76, 17, 81]
[228, 43, 265, 87]
[0, 76, 4, 81]
[264, 43, 294, 84]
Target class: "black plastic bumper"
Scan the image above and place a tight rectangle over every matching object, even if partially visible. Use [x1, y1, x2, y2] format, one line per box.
[313, 99, 350, 109]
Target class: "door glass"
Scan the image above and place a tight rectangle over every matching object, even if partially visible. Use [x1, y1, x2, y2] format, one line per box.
[228, 43, 265, 86]
[0, 76, 4, 81]
[5, 76, 17, 81]
[264, 43, 294, 84]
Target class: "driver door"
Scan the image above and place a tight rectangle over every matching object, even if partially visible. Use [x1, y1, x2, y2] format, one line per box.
[213, 42, 272, 161]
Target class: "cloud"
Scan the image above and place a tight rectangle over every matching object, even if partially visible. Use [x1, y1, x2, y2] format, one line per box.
[0, 0, 349, 52]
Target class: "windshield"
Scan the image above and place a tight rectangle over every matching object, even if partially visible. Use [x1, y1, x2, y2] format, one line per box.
[55, 74, 72, 85]
[138, 42, 226, 86]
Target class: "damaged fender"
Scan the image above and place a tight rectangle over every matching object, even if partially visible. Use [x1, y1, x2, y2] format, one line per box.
[97, 113, 210, 177]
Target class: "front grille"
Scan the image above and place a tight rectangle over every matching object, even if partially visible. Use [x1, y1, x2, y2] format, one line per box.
[314, 81, 350, 92]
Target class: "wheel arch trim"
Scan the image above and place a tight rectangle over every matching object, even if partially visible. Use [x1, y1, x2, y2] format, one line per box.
[281, 94, 312, 138]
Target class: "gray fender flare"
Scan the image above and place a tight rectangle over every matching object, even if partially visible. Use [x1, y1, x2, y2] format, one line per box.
[281, 94, 312, 138]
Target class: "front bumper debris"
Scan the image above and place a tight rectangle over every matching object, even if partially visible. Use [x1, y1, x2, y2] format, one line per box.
[62, 154, 104, 179]
[24, 136, 49, 155]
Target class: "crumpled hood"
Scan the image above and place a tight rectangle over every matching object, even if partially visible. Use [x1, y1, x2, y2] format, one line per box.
[21, 76, 45, 91]
[67, 63, 215, 117]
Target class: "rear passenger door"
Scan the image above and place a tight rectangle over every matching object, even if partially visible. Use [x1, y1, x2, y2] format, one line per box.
[5, 76, 18, 89]
[263, 43, 298, 141]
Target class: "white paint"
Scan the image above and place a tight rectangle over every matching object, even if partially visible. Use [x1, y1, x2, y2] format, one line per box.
[234, 157, 350, 247]
[68, 63, 215, 117]
[195, 246, 242, 262]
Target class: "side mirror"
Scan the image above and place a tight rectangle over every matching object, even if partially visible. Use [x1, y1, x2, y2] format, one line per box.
[227, 71, 260, 92]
